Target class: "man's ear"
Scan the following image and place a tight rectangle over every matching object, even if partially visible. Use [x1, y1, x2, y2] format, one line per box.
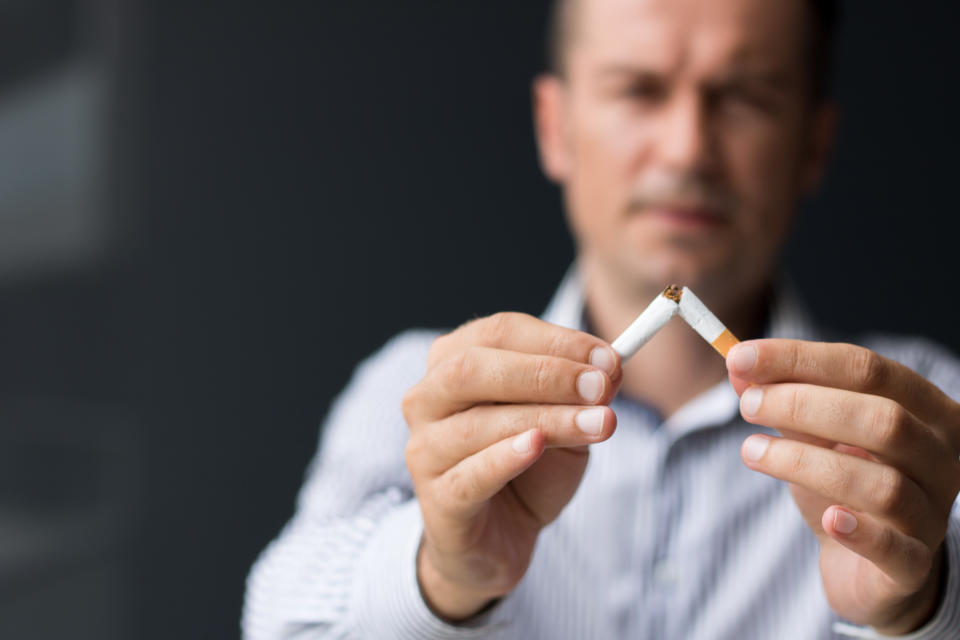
[800, 102, 838, 194]
[532, 73, 573, 183]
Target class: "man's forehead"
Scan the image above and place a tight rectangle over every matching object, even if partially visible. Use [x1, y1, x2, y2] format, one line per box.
[569, 0, 809, 74]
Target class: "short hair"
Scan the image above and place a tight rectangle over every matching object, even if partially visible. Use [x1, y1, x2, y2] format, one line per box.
[545, 0, 840, 102]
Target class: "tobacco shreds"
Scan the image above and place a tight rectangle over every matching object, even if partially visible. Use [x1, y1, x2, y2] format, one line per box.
[662, 284, 683, 303]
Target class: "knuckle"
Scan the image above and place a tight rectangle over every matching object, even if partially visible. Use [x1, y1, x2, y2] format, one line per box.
[401, 385, 422, 424]
[789, 444, 811, 477]
[545, 328, 573, 358]
[874, 526, 900, 561]
[441, 456, 496, 510]
[478, 454, 498, 486]
[821, 454, 852, 496]
[444, 467, 473, 507]
[404, 438, 423, 471]
[455, 315, 483, 334]
[479, 312, 514, 346]
[874, 469, 908, 515]
[532, 357, 554, 395]
[465, 409, 493, 446]
[872, 401, 910, 449]
[786, 386, 807, 424]
[532, 407, 553, 437]
[469, 460, 496, 503]
[852, 348, 887, 391]
[440, 350, 476, 392]
[782, 342, 818, 376]
[426, 333, 450, 368]
[785, 341, 803, 373]
[487, 408, 516, 441]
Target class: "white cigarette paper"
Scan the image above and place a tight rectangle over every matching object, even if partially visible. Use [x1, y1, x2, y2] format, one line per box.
[677, 286, 739, 357]
[611, 291, 679, 360]
[611, 284, 739, 361]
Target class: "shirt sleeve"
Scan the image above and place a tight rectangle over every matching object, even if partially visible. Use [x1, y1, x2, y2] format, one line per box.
[351, 498, 510, 639]
[832, 503, 960, 640]
[241, 330, 508, 639]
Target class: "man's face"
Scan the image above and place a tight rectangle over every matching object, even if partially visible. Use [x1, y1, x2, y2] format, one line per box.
[536, 0, 833, 302]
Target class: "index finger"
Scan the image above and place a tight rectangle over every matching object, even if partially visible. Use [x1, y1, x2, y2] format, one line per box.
[727, 339, 958, 439]
[428, 312, 620, 377]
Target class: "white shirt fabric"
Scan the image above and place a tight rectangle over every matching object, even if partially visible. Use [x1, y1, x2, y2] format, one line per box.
[242, 268, 960, 639]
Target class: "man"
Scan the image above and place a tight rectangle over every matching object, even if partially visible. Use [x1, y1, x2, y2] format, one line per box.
[243, 0, 960, 637]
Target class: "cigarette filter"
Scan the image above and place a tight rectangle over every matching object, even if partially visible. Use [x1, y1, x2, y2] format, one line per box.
[676, 286, 739, 357]
[611, 287, 679, 360]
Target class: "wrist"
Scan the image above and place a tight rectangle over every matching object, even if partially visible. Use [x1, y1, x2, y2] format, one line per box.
[873, 546, 946, 635]
[416, 538, 498, 622]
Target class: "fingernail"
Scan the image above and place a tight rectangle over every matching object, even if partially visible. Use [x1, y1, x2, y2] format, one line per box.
[729, 344, 757, 373]
[512, 430, 532, 454]
[833, 510, 858, 535]
[589, 346, 617, 376]
[740, 386, 763, 416]
[742, 434, 770, 462]
[577, 371, 604, 403]
[575, 408, 605, 435]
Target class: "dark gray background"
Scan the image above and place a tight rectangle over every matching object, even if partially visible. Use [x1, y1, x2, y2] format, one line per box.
[1, 1, 958, 638]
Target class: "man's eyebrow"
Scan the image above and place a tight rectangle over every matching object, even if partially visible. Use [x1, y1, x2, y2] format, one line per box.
[594, 64, 663, 80]
[717, 68, 798, 88]
[594, 64, 798, 93]
[720, 49, 803, 88]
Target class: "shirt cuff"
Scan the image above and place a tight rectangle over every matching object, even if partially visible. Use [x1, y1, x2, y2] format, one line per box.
[833, 510, 960, 639]
[350, 499, 511, 639]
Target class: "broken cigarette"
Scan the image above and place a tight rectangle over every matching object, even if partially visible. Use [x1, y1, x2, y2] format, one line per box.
[676, 286, 740, 357]
[611, 284, 739, 361]
[610, 285, 681, 360]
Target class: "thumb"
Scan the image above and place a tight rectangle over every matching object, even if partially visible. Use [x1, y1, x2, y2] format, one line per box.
[508, 447, 590, 527]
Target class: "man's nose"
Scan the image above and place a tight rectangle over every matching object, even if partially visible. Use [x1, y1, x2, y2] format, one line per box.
[657, 94, 716, 175]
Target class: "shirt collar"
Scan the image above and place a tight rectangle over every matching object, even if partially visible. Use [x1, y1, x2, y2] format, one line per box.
[541, 264, 587, 330]
[541, 262, 822, 436]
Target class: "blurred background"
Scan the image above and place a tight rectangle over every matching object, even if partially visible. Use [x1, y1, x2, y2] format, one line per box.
[1, 1, 958, 638]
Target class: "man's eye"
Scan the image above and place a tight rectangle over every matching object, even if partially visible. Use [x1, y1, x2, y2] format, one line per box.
[621, 82, 665, 102]
[713, 87, 775, 114]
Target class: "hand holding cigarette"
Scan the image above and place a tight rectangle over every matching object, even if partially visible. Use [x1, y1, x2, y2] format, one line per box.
[614, 287, 960, 631]
[402, 313, 622, 621]
[726, 339, 960, 633]
[403, 287, 734, 621]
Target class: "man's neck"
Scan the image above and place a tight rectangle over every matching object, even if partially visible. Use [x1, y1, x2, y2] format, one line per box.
[579, 260, 770, 419]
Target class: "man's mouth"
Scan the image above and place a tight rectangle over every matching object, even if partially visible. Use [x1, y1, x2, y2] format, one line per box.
[639, 203, 728, 229]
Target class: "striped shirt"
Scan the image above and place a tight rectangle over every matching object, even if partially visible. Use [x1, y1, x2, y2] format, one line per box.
[243, 268, 960, 639]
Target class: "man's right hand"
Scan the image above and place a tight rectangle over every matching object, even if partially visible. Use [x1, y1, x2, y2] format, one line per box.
[402, 312, 622, 621]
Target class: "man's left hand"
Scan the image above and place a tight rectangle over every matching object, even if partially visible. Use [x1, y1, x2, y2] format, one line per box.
[726, 339, 960, 634]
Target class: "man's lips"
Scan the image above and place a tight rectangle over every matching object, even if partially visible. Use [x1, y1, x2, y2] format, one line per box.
[639, 204, 728, 229]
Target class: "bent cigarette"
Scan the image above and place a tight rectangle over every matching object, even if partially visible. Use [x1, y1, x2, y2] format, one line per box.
[610, 284, 739, 361]
[611, 285, 680, 360]
[676, 286, 739, 357]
